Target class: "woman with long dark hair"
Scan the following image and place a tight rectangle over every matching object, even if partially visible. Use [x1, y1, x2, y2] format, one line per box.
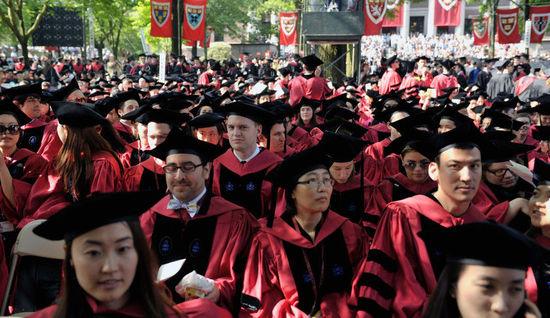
[29, 192, 229, 318]
[294, 98, 320, 133]
[423, 222, 541, 318]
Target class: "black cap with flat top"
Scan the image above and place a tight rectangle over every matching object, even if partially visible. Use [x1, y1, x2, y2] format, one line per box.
[33, 192, 162, 241]
[147, 128, 222, 162]
[0, 98, 32, 125]
[51, 101, 108, 127]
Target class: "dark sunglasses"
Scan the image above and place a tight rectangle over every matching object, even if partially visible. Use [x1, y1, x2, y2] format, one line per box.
[0, 125, 21, 135]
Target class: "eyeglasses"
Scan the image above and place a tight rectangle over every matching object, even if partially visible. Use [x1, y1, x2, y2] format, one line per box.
[403, 160, 430, 170]
[296, 177, 334, 189]
[486, 168, 513, 178]
[163, 162, 204, 174]
[0, 125, 20, 135]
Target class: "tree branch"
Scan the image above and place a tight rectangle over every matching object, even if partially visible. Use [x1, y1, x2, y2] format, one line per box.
[25, 0, 49, 36]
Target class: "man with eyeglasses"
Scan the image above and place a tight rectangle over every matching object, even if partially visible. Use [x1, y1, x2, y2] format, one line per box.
[140, 129, 257, 315]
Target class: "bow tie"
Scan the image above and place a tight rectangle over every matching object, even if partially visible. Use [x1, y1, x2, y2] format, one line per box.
[167, 199, 198, 214]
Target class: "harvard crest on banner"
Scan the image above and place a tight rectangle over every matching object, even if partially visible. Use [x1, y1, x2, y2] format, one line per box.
[382, 0, 403, 27]
[497, 7, 520, 44]
[150, 0, 172, 37]
[183, 0, 207, 41]
[364, 0, 386, 35]
[472, 17, 489, 46]
[279, 12, 298, 45]
[434, 0, 461, 26]
[530, 5, 550, 43]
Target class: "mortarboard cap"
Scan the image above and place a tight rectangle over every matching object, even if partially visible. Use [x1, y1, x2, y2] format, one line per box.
[295, 97, 322, 111]
[222, 101, 273, 124]
[135, 109, 191, 126]
[316, 118, 368, 138]
[421, 221, 539, 270]
[300, 54, 324, 69]
[2, 82, 42, 101]
[278, 67, 292, 77]
[0, 98, 31, 125]
[189, 112, 225, 129]
[483, 140, 536, 163]
[90, 97, 116, 118]
[51, 101, 108, 128]
[47, 78, 81, 101]
[33, 192, 161, 240]
[426, 126, 488, 161]
[532, 125, 550, 141]
[534, 159, 550, 185]
[112, 89, 141, 108]
[386, 55, 398, 66]
[494, 59, 510, 69]
[147, 128, 222, 162]
[318, 131, 367, 162]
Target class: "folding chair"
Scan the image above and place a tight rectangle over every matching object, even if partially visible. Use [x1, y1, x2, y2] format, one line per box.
[0, 220, 65, 316]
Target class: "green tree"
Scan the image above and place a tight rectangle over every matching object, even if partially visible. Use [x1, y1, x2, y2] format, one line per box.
[0, 0, 50, 64]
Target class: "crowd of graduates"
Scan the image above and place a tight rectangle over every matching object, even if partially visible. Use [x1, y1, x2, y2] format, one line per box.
[0, 49, 548, 318]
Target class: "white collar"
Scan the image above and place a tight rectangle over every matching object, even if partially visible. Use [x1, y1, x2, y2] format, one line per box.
[233, 145, 260, 163]
[169, 187, 207, 218]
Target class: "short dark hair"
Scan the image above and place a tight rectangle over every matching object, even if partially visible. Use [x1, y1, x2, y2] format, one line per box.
[434, 143, 478, 165]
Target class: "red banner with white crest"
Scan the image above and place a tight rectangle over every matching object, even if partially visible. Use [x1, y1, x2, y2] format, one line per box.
[472, 17, 489, 45]
[530, 5, 550, 43]
[434, 0, 461, 26]
[364, 0, 386, 35]
[150, 0, 172, 37]
[497, 7, 520, 44]
[382, 0, 402, 27]
[279, 12, 298, 45]
[182, 0, 207, 41]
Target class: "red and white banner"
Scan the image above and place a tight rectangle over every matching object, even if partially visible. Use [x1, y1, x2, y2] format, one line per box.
[364, 0, 386, 35]
[497, 7, 520, 43]
[382, 0, 403, 27]
[182, 0, 207, 42]
[472, 17, 489, 46]
[530, 5, 550, 43]
[434, 0, 461, 26]
[279, 12, 298, 45]
[150, 0, 172, 37]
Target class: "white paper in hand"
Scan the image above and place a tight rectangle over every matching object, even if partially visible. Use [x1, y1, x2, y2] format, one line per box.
[508, 160, 535, 187]
[156, 259, 185, 282]
[249, 83, 267, 96]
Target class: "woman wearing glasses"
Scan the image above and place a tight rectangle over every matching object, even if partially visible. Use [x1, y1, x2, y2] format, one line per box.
[240, 146, 368, 317]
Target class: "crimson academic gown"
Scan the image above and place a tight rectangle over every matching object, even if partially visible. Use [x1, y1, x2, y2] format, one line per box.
[364, 173, 437, 240]
[240, 211, 368, 318]
[288, 76, 307, 107]
[430, 73, 459, 98]
[305, 77, 332, 101]
[140, 193, 258, 312]
[288, 125, 315, 152]
[36, 119, 62, 162]
[19, 119, 48, 153]
[398, 74, 419, 99]
[28, 296, 231, 318]
[0, 151, 122, 228]
[378, 69, 402, 95]
[330, 175, 374, 226]
[114, 121, 136, 143]
[0, 239, 6, 306]
[352, 195, 486, 318]
[122, 156, 166, 195]
[471, 181, 510, 223]
[212, 148, 281, 218]
[120, 140, 150, 169]
[363, 138, 400, 184]
[365, 123, 390, 144]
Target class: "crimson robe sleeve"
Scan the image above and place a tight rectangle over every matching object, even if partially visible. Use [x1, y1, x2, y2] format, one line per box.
[363, 181, 393, 240]
[240, 232, 304, 318]
[207, 209, 259, 311]
[175, 298, 232, 318]
[21, 154, 48, 183]
[122, 165, 144, 192]
[198, 72, 210, 85]
[89, 158, 123, 193]
[36, 122, 63, 162]
[0, 239, 7, 305]
[353, 203, 432, 318]
[139, 209, 157, 244]
[0, 178, 33, 225]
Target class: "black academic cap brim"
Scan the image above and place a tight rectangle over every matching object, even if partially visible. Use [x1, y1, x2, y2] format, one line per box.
[33, 192, 162, 240]
[533, 125, 550, 141]
[189, 112, 225, 129]
[300, 54, 324, 69]
[51, 101, 108, 128]
[318, 131, 368, 162]
[147, 128, 223, 162]
[0, 99, 32, 125]
[222, 101, 274, 124]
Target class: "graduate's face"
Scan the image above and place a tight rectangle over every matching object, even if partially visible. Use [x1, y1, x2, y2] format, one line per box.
[147, 122, 171, 149]
[227, 115, 261, 153]
[329, 161, 354, 184]
[292, 168, 333, 214]
[136, 123, 149, 148]
[402, 151, 430, 184]
[429, 147, 482, 204]
[528, 184, 550, 229]
[118, 100, 139, 117]
[438, 118, 456, 134]
[513, 117, 530, 143]
[454, 264, 525, 318]
[66, 90, 87, 103]
[540, 114, 550, 126]
[165, 153, 210, 202]
[195, 127, 221, 145]
[70, 222, 137, 311]
[269, 123, 286, 153]
[0, 114, 20, 149]
[300, 106, 313, 123]
[20, 95, 42, 119]
[483, 162, 517, 189]
[199, 106, 213, 115]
